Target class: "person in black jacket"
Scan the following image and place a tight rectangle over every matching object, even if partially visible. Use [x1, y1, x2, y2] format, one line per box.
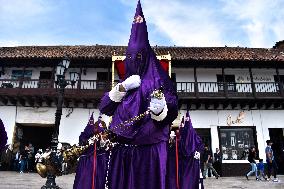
[245, 146, 258, 180]
[203, 146, 220, 179]
[213, 148, 222, 176]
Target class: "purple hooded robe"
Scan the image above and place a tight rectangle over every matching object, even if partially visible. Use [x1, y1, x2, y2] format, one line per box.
[73, 113, 109, 189]
[179, 112, 204, 189]
[167, 112, 204, 189]
[99, 1, 178, 189]
[0, 119, 7, 152]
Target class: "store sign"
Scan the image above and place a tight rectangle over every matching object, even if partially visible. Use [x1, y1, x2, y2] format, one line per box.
[226, 111, 245, 126]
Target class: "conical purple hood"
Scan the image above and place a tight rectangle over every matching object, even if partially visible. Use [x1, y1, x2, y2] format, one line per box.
[124, 0, 155, 77]
[127, 0, 150, 52]
[180, 111, 204, 156]
[105, 1, 177, 140]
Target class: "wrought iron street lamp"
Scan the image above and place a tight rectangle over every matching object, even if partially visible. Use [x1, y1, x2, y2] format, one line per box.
[41, 57, 78, 189]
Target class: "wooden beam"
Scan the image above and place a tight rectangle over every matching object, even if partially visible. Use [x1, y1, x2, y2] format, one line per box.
[196, 103, 202, 110]
[16, 96, 25, 106]
[0, 96, 8, 105]
[83, 99, 88, 108]
[276, 68, 284, 97]
[249, 68, 256, 98]
[7, 96, 17, 105]
[194, 67, 199, 99]
[222, 67, 228, 98]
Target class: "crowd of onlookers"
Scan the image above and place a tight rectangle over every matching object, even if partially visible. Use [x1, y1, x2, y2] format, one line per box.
[245, 140, 279, 182]
[0, 143, 69, 174]
[201, 139, 279, 182]
[0, 139, 280, 182]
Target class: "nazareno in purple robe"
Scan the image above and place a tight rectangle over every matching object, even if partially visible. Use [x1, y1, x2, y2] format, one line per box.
[99, 1, 178, 189]
[179, 112, 204, 189]
[167, 112, 204, 189]
[73, 113, 109, 189]
[0, 119, 7, 152]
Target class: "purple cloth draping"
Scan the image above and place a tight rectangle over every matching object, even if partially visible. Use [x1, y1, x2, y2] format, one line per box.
[73, 148, 109, 189]
[167, 112, 204, 189]
[179, 112, 204, 189]
[98, 1, 178, 189]
[0, 119, 7, 151]
[108, 142, 167, 189]
[166, 142, 178, 189]
[73, 114, 109, 189]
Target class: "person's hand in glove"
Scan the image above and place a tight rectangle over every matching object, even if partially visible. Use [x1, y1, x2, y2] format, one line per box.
[109, 75, 141, 102]
[120, 75, 141, 92]
[149, 96, 168, 121]
[149, 97, 165, 115]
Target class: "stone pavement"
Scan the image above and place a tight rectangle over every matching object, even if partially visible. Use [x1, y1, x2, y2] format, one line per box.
[0, 171, 283, 189]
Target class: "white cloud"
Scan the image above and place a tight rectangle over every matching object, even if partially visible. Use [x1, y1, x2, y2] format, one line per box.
[0, 0, 54, 24]
[0, 40, 21, 47]
[221, 0, 284, 47]
[120, 0, 224, 47]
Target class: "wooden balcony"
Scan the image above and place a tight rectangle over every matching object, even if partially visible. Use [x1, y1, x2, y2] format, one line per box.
[176, 82, 284, 99]
[0, 79, 283, 107]
[0, 79, 111, 107]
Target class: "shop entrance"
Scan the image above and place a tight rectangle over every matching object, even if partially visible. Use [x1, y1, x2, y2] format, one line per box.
[14, 123, 54, 153]
[195, 128, 211, 149]
[269, 128, 284, 174]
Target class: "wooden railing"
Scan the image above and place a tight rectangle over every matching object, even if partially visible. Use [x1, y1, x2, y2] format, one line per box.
[0, 79, 283, 99]
[175, 82, 283, 98]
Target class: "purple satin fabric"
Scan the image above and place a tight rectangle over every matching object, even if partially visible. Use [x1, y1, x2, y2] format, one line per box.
[166, 143, 178, 189]
[108, 141, 167, 189]
[73, 148, 109, 189]
[167, 112, 204, 189]
[74, 114, 109, 189]
[98, 1, 178, 189]
[0, 119, 7, 151]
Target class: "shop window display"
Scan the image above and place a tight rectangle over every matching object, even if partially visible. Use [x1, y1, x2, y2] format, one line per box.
[218, 127, 257, 160]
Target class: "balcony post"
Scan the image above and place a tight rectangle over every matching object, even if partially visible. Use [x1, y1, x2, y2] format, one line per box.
[77, 66, 82, 90]
[19, 66, 26, 89]
[249, 67, 256, 98]
[276, 68, 284, 97]
[222, 67, 228, 98]
[194, 67, 199, 98]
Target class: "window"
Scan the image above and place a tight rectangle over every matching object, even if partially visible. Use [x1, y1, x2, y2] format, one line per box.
[11, 70, 32, 80]
[218, 126, 257, 160]
[217, 75, 236, 92]
[97, 72, 111, 89]
[38, 71, 53, 88]
[274, 75, 284, 91]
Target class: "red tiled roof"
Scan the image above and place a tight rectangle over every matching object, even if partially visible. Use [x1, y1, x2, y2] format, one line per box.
[0, 45, 283, 62]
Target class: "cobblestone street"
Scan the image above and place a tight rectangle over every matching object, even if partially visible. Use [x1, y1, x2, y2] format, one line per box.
[0, 171, 283, 189]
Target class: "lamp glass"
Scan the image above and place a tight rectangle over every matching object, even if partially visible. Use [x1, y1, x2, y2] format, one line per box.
[62, 59, 70, 69]
[70, 72, 79, 82]
[56, 64, 65, 76]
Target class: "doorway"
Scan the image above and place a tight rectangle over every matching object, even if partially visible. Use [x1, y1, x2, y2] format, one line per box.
[195, 128, 211, 149]
[269, 128, 284, 174]
[97, 72, 111, 89]
[38, 71, 53, 88]
[15, 123, 54, 153]
[217, 74, 236, 92]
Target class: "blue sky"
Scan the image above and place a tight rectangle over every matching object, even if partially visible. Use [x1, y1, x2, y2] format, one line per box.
[0, 0, 283, 48]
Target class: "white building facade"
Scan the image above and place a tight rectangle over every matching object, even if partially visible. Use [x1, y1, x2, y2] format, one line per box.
[0, 44, 284, 175]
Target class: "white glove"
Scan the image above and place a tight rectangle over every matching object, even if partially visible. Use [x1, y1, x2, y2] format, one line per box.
[109, 84, 126, 102]
[149, 97, 166, 115]
[121, 75, 141, 91]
